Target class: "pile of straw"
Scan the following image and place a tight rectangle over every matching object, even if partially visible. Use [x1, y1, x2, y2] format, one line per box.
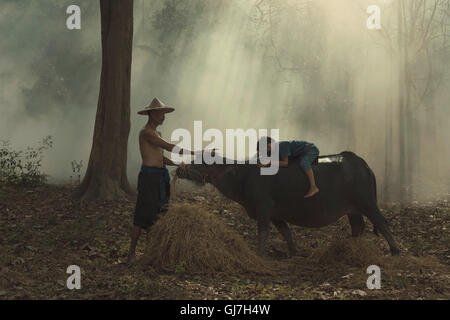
[310, 238, 384, 268]
[141, 203, 275, 274]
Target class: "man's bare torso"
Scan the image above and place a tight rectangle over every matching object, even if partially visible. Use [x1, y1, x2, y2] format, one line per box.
[139, 126, 164, 168]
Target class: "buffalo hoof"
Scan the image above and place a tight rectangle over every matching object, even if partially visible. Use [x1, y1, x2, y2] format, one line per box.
[373, 226, 379, 236]
[390, 248, 401, 256]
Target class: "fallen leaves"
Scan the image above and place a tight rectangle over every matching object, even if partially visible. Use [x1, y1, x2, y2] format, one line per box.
[0, 185, 448, 299]
[352, 289, 367, 297]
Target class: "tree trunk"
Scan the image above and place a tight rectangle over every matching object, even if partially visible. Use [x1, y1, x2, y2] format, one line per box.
[383, 51, 394, 203]
[74, 0, 135, 200]
[397, 0, 408, 205]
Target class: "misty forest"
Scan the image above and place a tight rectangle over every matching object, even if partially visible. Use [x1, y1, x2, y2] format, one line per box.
[0, 0, 449, 300]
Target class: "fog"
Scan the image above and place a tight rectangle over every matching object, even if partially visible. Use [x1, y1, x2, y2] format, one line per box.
[1, 0, 449, 201]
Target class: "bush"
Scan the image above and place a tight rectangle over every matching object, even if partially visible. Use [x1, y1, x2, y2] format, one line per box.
[0, 136, 52, 187]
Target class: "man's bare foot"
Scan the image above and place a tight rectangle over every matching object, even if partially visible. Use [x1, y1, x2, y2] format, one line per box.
[304, 186, 319, 198]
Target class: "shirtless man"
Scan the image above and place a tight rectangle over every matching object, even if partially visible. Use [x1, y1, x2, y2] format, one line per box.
[127, 98, 196, 264]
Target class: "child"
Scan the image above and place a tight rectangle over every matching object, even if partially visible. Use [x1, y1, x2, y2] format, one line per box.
[257, 137, 320, 198]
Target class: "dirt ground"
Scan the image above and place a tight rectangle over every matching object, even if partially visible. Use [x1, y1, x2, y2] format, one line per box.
[0, 184, 449, 300]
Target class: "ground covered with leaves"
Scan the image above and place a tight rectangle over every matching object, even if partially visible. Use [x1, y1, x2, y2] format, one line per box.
[0, 184, 449, 299]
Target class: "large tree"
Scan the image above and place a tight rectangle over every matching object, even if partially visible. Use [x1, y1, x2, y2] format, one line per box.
[75, 0, 135, 200]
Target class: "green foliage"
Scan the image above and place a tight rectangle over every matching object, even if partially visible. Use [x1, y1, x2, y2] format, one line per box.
[0, 136, 52, 187]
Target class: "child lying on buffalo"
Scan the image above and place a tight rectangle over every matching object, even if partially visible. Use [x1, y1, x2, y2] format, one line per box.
[257, 137, 320, 198]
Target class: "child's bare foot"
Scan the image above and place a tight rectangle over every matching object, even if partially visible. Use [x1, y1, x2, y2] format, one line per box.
[304, 186, 319, 198]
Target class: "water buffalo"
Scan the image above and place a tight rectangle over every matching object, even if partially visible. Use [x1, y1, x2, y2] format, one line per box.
[175, 151, 400, 256]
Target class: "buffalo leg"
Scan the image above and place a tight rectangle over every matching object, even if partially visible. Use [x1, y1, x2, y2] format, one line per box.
[347, 214, 365, 237]
[255, 204, 273, 256]
[257, 219, 270, 256]
[272, 219, 297, 256]
[360, 205, 400, 256]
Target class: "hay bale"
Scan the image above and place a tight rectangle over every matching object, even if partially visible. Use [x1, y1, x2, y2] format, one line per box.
[383, 255, 448, 273]
[141, 203, 275, 275]
[311, 239, 448, 271]
[310, 238, 384, 268]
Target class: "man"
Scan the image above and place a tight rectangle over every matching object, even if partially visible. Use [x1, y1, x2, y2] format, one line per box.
[257, 137, 320, 198]
[127, 97, 196, 264]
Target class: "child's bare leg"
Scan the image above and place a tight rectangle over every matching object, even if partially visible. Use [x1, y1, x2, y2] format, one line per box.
[127, 225, 142, 263]
[304, 169, 319, 198]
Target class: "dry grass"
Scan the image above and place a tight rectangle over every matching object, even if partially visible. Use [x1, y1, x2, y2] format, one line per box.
[1, 184, 448, 299]
[310, 238, 384, 268]
[286, 237, 449, 296]
[141, 203, 276, 275]
[310, 238, 447, 273]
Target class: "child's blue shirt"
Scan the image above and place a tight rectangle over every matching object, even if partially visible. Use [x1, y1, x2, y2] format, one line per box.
[278, 140, 317, 160]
